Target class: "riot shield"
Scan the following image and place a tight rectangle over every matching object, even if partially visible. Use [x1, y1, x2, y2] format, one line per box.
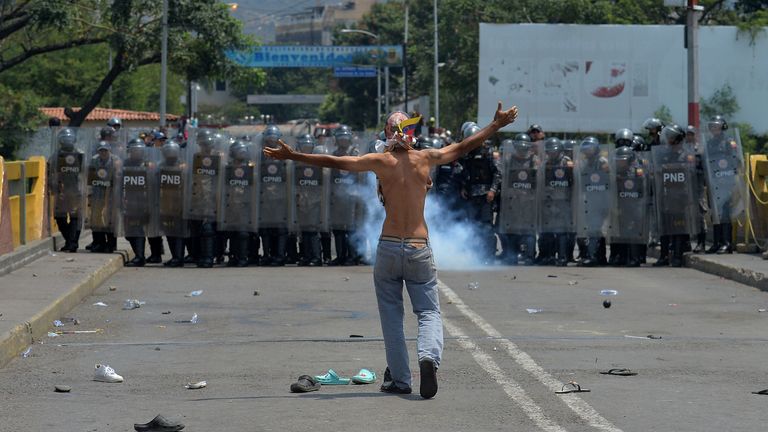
[84, 139, 120, 234]
[156, 142, 188, 238]
[328, 140, 360, 230]
[498, 139, 539, 235]
[292, 159, 330, 233]
[701, 127, 745, 225]
[219, 140, 258, 232]
[258, 136, 293, 229]
[574, 144, 612, 238]
[119, 144, 158, 238]
[184, 129, 225, 223]
[50, 127, 88, 222]
[652, 143, 699, 236]
[538, 151, 574, 233]
[639, 150, 657, 241]
[608, 148, 648, 244]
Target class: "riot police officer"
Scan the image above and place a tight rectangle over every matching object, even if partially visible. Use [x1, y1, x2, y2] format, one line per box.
[221, 140, 256, 267]
[329, 125, 360, 266]
[609, 146, 648, 267]
[608, 129, 635, 265]
[641, 118, 664, 150]
[652, 124, 699, 267]
[294, 134, 328, 266]
[258, 125, 291, 266]
[686, 126, 708, 254]
[107, 117, 122, 133]
[51, 128, 86, 253]
[575, 136, 610, 267]
[157, 139, 187, 267]
[85, 140, 120, 253]
[537, 137, 574, 266]
[498, 134, 538, 265]
[562, 139, 579, 262]
[702, 115, 743, 254]
[186, 129, 224, 268]
[121, 138, 155, 267]
[459, 123, 501, 263]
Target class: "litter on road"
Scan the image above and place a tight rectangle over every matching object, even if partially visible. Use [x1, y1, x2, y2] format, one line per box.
[92, 302, 108, 307]
[185, 290, 203, 297]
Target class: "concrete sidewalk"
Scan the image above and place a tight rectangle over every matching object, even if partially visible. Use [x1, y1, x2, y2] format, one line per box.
[0, 237, 131, 368]
[685, 252, 768, 293]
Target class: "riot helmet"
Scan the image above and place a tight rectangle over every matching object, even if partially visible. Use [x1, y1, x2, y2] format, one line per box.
[544, 137, 563, 160]
[296, 134, 315, 154]
[460, 121, 477, 138]
[127, 138, 146, 161]
[57, 128, 77, 150]
[708, 115, 728, 132]
[511, 139, 531, 159]
[334, 125, 353, 148]
[463, 124, 481, 140]
[161, 140, 181, 164]
[580, 136, 600, 158]
[614, 145, 635, 170]
[107, 117, 122, 130]
[100, 126, 117, 141]
[262, 124, 282, 148]
[661, 124, 685, 146]
[430, 136, 444, 149]
[642, 117, 664, 132]
[561, 139, 577, 157]
[614, 128, 634, 148]
[229, 140, 250, 162]
[514, 133, 531, 143]
[632, 135, 646, 151]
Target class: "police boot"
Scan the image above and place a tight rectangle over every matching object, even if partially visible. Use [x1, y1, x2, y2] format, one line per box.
[66, 228, 81, 253]
[626, 244, 641, 267]
[706, 225, 722, 254]
[331, 231, 347, 266]
[308, 234, 322, 267]
[286, 234, 299, 265]
[522, 235, 536, 265]
[717, 223, 733, 254]
[198, 235, 215, 268]
[90, 232, 105, 253]
[184, 237, 199, 264]
[693, 231, 706, 254]
[576, 237, 588, 261]
[164, 237, 183, 267]
[670, 235, 686, 267]
[235, 232, 250, 267]
[147, 237, 164, 264]
[653, 236, 670, 267]
[579, 239, 598, 267]
[555, 235, 569, 267]
[321, 233, 332, 266]
[608, 243, 623, 266]
[567, 233, 577, 263]
[597, 237, 607, 265]
[269, 233, 286, 266]
[106, 233, 117, 253]
[126, 237, 146, 267]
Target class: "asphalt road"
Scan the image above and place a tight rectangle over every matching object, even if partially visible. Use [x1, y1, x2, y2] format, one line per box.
[1, 263, 767, 432]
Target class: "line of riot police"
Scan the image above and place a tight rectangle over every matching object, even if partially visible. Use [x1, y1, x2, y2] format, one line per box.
[47, 124, 375, 268]
[427, 115, 744, 267]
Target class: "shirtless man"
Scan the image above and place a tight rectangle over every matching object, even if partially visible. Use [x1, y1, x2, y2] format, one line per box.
[264, 102, 519, 399]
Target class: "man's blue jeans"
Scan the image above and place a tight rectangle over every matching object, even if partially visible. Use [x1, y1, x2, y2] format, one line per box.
[373, 239, 444, 388]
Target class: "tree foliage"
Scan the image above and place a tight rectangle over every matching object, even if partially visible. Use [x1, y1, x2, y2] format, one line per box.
[0, 85, 42, 158]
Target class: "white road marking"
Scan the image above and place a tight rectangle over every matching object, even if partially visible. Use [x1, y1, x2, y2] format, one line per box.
[442, 316, 569, 432]
[438, 280, 623, 432]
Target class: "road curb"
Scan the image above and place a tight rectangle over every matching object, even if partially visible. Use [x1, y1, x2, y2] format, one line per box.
[0, 233, 64, 277]
[685, 254, 768, 293]
[0, 249, 130, 369]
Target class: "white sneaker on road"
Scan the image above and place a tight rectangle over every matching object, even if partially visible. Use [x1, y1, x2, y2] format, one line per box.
[93, 364, 123, 383]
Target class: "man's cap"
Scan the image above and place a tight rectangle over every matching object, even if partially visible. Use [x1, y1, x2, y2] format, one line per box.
[527, 124, 542, 133]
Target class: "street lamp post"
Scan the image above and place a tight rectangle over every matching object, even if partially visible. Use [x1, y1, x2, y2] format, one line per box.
[159, 0, 168, 127]
[339, 28, 383, 126]
[433, 0, 439, 129]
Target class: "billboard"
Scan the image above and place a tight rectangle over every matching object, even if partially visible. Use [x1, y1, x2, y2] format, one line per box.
[478, 24, 768, 134]
[227, 45, 403, 68]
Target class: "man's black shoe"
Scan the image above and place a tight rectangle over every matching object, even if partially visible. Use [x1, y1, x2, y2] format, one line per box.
[419, 358, 438, 399]
[652, 258, 669, 267]
[380, 367, 412, 394]
[133, 414, 185, 432]
[126, 257, 145, 267]
[146, 255, 163, 264]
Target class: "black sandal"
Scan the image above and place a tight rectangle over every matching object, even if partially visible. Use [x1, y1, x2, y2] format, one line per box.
[599, 368, 638, 376]
[555, 381, 591, 394]
[752, 389, 768, 395]
[290, 375, 321, 393]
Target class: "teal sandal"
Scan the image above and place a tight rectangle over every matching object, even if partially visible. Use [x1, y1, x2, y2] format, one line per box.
[351, 369, 377, 385]
[314, 369, 351, 385]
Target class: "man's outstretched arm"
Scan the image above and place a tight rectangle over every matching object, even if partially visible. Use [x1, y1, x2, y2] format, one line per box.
[426, 101, 518, 166]
[263, 139, 382, 173]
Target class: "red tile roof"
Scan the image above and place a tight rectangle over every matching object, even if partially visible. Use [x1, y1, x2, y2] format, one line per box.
[39, 107, 179, 122]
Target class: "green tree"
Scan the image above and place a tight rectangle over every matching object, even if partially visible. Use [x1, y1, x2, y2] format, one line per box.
[0, 85, 42, 158]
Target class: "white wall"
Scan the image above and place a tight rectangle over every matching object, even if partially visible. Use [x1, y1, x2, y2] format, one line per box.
[478, 24, 768, 134]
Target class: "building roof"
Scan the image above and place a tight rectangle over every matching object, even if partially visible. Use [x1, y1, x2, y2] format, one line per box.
[39, 107, 179, 122]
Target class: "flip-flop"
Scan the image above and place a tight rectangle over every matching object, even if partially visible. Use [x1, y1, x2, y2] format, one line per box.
[351, 369, 377, 385]
[599, 368, 638, 376]
[290, 375, 321, 393]
[752, 389, 768, 395]
[555, 382, 591, 394]
[314, 369, 351, 385]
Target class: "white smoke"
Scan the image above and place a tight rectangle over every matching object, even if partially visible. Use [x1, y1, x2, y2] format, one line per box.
[353, 172, 489, 270]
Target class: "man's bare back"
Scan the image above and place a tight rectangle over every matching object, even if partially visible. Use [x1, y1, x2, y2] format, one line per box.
[263, 102, 519, 239]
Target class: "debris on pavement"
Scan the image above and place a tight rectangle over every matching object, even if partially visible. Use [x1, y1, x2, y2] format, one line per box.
[526, 308, 543, 314]
[568, 280, 578, 285]
[603, 300, 612, 309]
[349, 334, 364, 338]
[467, 282, 479, 290]
[109, 286, 117, 291]
[624, 334, 662, 340]
[600, 289, 618, 296]
[175, 313, 198, 324]
[21, 348, 31, 358]
[547, 275, 557, 278]
[93, 364, 123, 383]
[555, 381, 591, 394]
[60, 317, 79, 325]
[55, 329, 102, 335]
[599, 368, 638, 376]
[752, 389, 768, 395]
[758, 308, 766, 313]
[47, 332, 59, 338]
[53, 320, 64, 327]
[123, 299, 146, 310]
[253, 291, 259, 296]
[185, 290, 203, 297]
[54, 385, 72, 393]
[32, 273, 37, 277]
[343, 276, 350, 281]
[161, 311, 172, 315]
[93, 302, 108, 307]
[133, 414, 185, 432]
[185, 381, 207, 389]
[65, 257, 75, 262]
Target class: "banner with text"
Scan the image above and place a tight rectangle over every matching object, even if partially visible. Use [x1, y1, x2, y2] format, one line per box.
[228, 45, 403, 68]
